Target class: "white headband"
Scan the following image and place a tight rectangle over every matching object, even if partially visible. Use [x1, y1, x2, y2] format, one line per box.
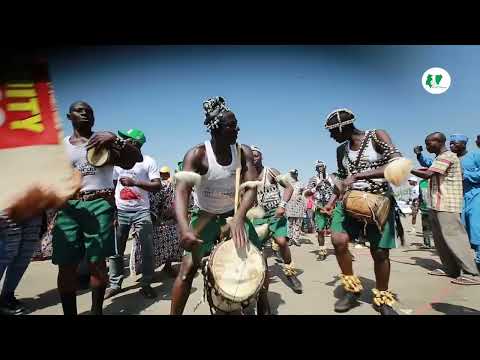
[250, 145, 262, 154]
[324, 108, 355, 131]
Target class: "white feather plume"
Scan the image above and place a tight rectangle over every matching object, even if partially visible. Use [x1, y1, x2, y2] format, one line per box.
[239, 181, 262, 191]
[255, 224, 270, 241]
[246, 206, 265, 220]
[275, 173, 291, 187]
[174, 171, 201, 187]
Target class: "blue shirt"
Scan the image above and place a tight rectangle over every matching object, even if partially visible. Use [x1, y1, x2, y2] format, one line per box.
[417, 152, 433, 168]
[460, 151, 480, 201]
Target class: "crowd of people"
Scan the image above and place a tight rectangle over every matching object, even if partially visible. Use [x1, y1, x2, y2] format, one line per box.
[1, 98, 479, 316]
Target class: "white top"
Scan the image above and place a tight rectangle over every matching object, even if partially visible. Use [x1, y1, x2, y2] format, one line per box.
[409, 185, 420, 201]
[64, 135, 114, 192]
[193, 141, 238, 215]
[346, 133, 382, 163]
[344, 130, 387, 191]
[113, 155, 160, 212]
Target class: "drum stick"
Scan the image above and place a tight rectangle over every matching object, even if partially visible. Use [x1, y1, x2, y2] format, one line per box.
[234, 143, 241, 215]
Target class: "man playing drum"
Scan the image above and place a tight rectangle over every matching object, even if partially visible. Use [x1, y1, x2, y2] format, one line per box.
[321, 108, 401, 315]
[170, 97, 270, 315]
[52, 101, 142, 315]
[250, 146, 303, 294]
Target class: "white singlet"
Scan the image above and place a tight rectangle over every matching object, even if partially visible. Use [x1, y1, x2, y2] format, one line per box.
[193, 141, 238, 214]
[64, 135, 114, 192]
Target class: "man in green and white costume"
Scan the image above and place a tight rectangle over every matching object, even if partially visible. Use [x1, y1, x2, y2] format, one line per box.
[250, 145, 303, 294]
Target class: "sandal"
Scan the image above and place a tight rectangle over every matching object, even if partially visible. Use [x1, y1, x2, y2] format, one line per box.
[451, 276, 480, 285]
[428, 269, 448, 277]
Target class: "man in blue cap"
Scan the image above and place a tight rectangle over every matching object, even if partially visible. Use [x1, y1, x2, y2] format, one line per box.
[105, 128, 162, 299]
[449, 134, 480, 270]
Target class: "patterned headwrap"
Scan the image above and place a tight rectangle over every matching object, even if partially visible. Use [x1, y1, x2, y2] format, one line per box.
[203, 96, 231, 131]
[324, 108, 355, 132]
[250, 145, 262, 154]
[315, 160, 326, 170]
[449, 134, 469, 144]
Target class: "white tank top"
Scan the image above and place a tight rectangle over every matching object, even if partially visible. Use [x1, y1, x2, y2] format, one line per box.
[193, 141, 238, 214]
[344, 130, 387, 191]
[346, 131, 382, 164]
[64, 135, 114, 192]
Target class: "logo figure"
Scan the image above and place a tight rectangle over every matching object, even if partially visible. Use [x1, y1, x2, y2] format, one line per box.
[422, 67, 451, 94]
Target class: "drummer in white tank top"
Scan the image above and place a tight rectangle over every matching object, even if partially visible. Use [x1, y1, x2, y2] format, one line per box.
[170, 96, 267, 315]
[193, 140, 238, 214]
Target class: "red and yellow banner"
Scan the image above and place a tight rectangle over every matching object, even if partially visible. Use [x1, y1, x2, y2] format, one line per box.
[0, 63, 59, 149]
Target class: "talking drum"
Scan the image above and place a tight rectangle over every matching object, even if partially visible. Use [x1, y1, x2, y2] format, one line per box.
[87, 146, 111, 167]
[203, 239, 266, 314]
[343, 190, 391, 230]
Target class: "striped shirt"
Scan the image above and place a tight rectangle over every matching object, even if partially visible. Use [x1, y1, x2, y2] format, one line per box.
[429, 150, 463, 213]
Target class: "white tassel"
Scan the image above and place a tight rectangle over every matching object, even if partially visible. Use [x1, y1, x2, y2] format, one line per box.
[246, 206, 265, 220]
[239, 181, 262, 191]
[255, 224, 270, 240]
[174, 171, 202, 187]
[275, 173, 291, 187]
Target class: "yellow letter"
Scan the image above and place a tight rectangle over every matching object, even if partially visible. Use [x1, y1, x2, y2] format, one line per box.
[7, 83, 34, 88]
[10, 114, 44, 133]
[6, 89, 37, 98]
[7, 97, 40, 115]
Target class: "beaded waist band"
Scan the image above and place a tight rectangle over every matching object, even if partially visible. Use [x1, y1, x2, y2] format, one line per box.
[74, 189, 115, 202]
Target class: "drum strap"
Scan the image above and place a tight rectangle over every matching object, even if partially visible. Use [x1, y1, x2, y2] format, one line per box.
[353, 130, 373, 169]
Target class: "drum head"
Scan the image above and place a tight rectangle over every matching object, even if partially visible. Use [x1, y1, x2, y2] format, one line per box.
[209, 240, 265, 303]
[87, 147, 110, 167]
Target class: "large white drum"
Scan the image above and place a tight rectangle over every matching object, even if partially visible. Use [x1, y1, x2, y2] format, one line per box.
[205, 239, 266, 314]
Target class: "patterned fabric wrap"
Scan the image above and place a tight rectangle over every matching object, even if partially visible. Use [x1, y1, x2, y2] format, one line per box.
[32, 209, 56, 261]
[203, 96, 231, 131]
[286, 182, 306, 218]
[287, 217, 303, 243]
[131, 180, 182, 274]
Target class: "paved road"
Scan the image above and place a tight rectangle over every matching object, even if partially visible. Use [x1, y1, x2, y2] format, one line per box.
[12, 217, 480, 315]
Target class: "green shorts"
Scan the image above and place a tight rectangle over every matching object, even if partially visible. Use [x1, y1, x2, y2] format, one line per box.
[52, 198, 115, 265]
[314, 210, 330, 231]
[187, 208, 262, 259]
[251, 209, 289, 241]
[330, 201, 396, 249]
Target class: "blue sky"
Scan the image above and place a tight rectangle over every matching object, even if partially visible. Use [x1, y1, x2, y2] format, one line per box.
[49, 45, 479, 183]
